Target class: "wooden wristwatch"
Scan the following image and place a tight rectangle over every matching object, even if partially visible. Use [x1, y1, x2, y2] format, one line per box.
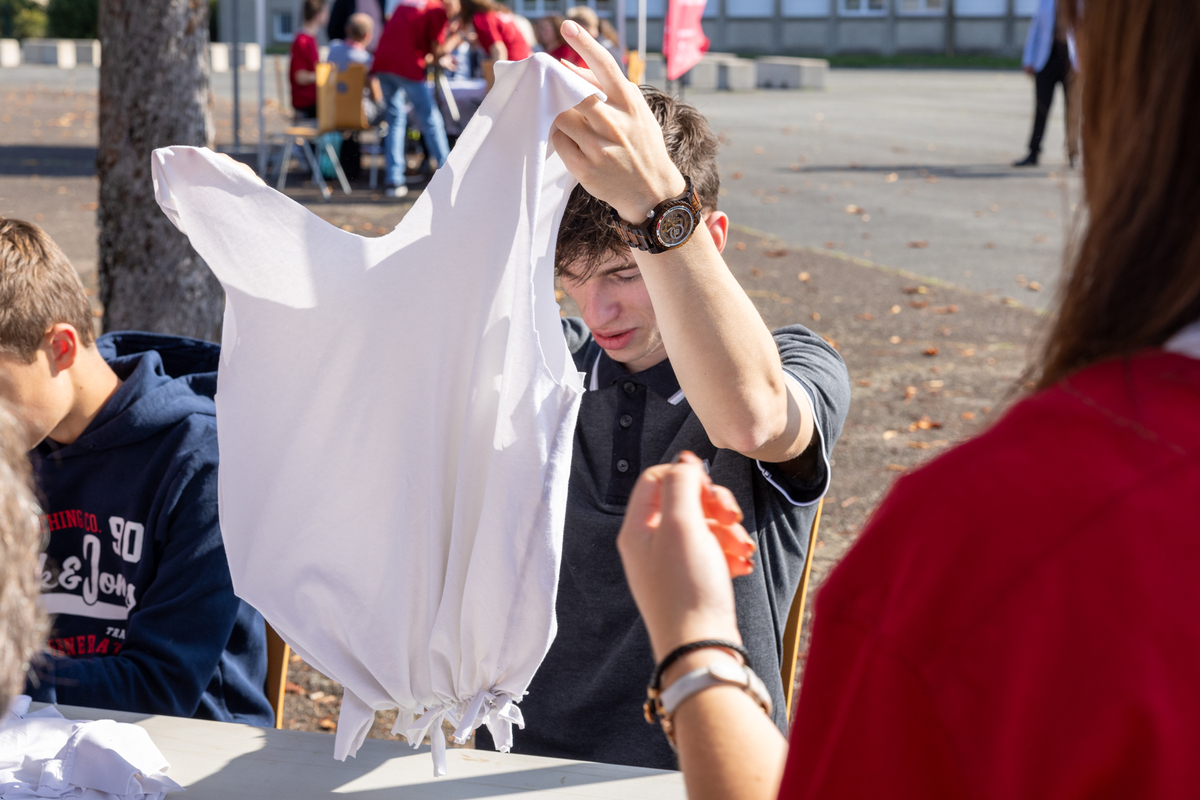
[610, 176, 702, 255]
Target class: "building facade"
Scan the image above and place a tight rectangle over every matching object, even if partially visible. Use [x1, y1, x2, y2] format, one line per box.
[218, 0, 1038, 56]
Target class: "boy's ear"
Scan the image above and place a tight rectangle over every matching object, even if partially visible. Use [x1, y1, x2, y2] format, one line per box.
[703, 211, 729, 254]
[46, 324, 81, 374]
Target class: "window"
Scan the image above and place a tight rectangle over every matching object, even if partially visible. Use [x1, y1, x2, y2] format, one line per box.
[1015, 0, 1038, 13]
[955, 0, 1005, 15]
[625, 0, 666, 18]
[783, 0, 828, 16]
[272, 11, 293, 42]
[726, 0, 773, 17]
[897, 0, 943, 14]
[839, 0, 886, 15]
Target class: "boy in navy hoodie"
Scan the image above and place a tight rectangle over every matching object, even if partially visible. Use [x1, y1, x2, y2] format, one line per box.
[0, 217, 272, 725]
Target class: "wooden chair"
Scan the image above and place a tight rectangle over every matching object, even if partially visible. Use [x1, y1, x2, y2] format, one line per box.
[264, 622, 292, 729]
[271, 62, 368, 198]
[779, 498, 824, 723]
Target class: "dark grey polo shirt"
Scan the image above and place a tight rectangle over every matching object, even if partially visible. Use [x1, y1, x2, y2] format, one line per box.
[476, 317, 850, 769]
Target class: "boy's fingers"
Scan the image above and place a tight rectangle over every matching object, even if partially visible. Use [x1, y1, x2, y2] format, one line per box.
[558, 57, 604, 92]
[560, 19, 627, 100]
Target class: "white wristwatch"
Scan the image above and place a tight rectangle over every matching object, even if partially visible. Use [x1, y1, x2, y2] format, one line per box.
[648, 659, 773, 749]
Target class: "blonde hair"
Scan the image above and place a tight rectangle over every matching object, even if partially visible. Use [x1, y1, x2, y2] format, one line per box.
[565, 5, 599, 36]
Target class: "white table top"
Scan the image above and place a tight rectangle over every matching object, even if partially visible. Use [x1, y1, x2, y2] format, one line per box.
[40, 704, 686, 799]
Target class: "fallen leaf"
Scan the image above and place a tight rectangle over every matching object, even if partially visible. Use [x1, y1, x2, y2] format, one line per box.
[554, 289, 564, 301]
[983, 406, 993, 413]
[925, 175, 938, 183]
[340, 224, 354, 232]
[731, 171, 743, 180]
[961, 411, 976, 420]
[924, 347, 940, 356]
[1002, 297, 1020, 306]
[890, 305, 902, 314]
[909, 300, 929, 309]
[882, 430, 898, 440]
[289, 653, 303, 664]
[889, 335, 901, 344]
[840, 496, 859, 508]
[989, 203, 999, 212]
[764, 249, 788, 257]
[285, 681, 304, 694]
[1028, 281, 1042, 291]
[811, 312, 821, 321]
[961, 348, 975, 356]
[318, 718, 337, 731]
[824, 241, 836, 249]
[856, 312, 874, 321]
[845, 204, 864, 215]
[933, 305, 958, 314]
[909, 415, 943, 431]
[789, 163, 801, 171]
[925, 380, 945, 389]
[750, 268, 762, 277]
[309, 691, 326, 701]
[907, 240, 929, 249]
[857, 379, 872, 387]
[931, 439, 950, 447]
[885, 172, 899, 182]
[822, 336, 839, 350]
[361, 222, 375, 231]
[904, 286, 929, 295]
[887, 464, 907, 471]
[903, 386, 918, 401]
[79, 202, 98, 211]
[907, 441, 931, 449]
[797, 271, 810, 282]
[1034, 234, 1048, 243]
[984, 241, 996, 249]
[938, 326, 951, 336]
[736, 241, 747, 250]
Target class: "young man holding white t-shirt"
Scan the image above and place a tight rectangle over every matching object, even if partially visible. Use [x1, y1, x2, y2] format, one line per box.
[473, 23, 851, 769]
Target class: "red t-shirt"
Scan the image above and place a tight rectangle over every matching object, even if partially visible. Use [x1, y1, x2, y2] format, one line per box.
[373, 0, 449, 81]
[780, 349, 1200, 798]
[289, 31, 319, 110]
[549, 42, 585, 68]
[471, 11, 532, 61]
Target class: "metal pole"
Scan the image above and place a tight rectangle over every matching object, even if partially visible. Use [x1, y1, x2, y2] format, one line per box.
[232, 0, 240, 151]
[256, 0, 266, 173]
[616, 0, 626, 61]
[637, 0, 646, 74]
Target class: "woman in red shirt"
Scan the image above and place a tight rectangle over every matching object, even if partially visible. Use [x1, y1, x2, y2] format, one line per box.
[460, 0, 531, 62]
[611, 0, 1200, 797]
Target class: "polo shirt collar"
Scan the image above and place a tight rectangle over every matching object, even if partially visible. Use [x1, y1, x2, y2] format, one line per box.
[588, 348, 686, 404]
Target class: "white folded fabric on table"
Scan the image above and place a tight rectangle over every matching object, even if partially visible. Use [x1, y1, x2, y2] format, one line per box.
[0, 696, 182, 799]
[151, 54, 600, 776]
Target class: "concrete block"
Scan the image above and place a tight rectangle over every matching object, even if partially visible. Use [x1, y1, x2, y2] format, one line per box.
[237, 43, 261, 71]
[23, 39, 76, 68]
[719, 58, 756, 91]
[643, 52, 665, 81]
[74, 39, 101, 66]
[756, 56, 828, 90]
[209, 42, 230, 72]
[685, 58, 720, 90]
[0, 39, 20, 68]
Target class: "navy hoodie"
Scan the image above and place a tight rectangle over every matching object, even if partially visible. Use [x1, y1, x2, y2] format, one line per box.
[26, 332, 273, 726]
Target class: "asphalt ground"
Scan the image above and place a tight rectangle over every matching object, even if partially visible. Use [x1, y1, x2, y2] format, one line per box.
[1, 64, 1052, 734]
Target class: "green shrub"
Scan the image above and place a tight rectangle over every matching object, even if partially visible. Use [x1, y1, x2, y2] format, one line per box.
[0, 0, 46, 39]
[46, 0, 98, 39]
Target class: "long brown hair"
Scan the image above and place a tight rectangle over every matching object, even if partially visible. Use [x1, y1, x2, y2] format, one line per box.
[460, 0, 508, 19]
[1035, 0, 1200, 389]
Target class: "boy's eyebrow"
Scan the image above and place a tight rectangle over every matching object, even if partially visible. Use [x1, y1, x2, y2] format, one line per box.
[597, 261, 640, 277]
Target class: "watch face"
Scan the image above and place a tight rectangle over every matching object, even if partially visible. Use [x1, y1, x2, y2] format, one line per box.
[655, 204, 697, 249]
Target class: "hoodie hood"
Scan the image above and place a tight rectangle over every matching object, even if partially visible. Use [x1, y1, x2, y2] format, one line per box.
[41, 332, 220, 458]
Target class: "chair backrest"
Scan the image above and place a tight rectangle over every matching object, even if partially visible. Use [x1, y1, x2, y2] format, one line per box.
[264, 622, 291, 729]
[317, 62, 369, 134]
[780, 497, 824, 723]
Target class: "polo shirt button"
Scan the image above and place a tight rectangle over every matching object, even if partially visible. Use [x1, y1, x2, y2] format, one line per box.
[623, 382, 636, 394]
[616, 459, 630, 473]
[619, 414, 633, 428]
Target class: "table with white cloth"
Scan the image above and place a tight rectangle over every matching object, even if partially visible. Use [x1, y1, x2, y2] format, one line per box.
[34, 705, 686, 799]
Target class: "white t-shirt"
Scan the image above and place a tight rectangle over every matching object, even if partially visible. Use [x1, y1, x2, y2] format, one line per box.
[152, 54, 601, 775]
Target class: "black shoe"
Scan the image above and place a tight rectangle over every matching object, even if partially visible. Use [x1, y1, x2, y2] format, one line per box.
[1013, 153, 1038, 167]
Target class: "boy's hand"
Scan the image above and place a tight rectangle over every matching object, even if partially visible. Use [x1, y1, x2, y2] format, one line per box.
[552, 20, 687, 224]
[616, 453, 755, 663]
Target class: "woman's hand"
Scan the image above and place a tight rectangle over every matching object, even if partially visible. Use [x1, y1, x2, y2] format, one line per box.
[617, 452, 756, 663]
[551, 20, 686, 223]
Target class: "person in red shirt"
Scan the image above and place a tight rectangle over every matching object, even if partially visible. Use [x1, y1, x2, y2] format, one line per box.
[372, 0, 453, 196]
[605, 0, 1200, 796]
[535, 14, 583, 67]
[460, 0, 531, 62]
[289, 0, 328, 118]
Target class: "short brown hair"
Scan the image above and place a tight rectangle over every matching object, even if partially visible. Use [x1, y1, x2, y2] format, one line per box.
[345, 12, 374, 42]
[0, 404, 46, 715]
[555, 86, 720, 280]
[302, 0, 327, 23]
[0, 218, 94, 363]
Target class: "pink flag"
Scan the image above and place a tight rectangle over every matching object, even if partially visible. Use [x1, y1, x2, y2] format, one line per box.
[663, 0, 710, 81]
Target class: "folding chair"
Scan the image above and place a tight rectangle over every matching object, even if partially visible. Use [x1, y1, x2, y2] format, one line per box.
[780, 498, 824, 723]
[264, 622, 292, 729]
[270, 62, 367, 199]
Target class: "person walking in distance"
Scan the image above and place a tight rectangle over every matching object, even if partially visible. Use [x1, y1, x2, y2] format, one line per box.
[1014, 0, 1079, 167]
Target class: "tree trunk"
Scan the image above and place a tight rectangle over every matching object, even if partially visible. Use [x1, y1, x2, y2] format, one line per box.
[97, 0, 222, 341]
